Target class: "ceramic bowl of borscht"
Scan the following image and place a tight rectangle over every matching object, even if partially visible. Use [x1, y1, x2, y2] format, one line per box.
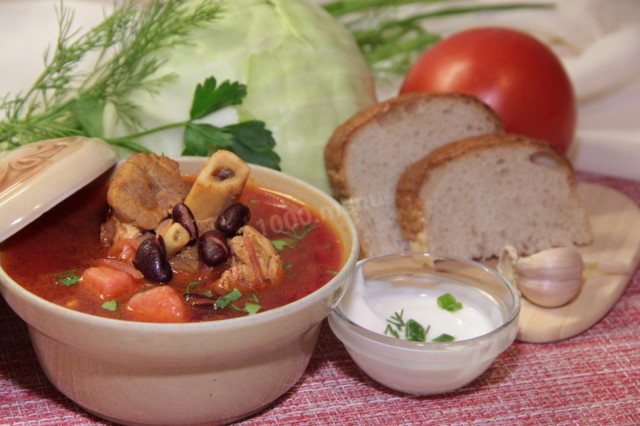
[0, 138, 359, 425]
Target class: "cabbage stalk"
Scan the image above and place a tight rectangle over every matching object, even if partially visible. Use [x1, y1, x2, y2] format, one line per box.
[109, 0, 376, 192]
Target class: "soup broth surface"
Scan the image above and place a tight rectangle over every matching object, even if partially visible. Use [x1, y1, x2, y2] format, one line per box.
[1, 173, 343, 322]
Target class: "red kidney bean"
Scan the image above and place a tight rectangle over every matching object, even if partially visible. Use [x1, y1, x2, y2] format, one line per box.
[133, 236, 172, 283]
[216, 203, 251, 235]
[172, 202, 198, 244]
[199, 230, 230, 266]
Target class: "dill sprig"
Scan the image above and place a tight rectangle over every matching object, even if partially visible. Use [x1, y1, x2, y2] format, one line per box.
[0, 0, 221, 151]
[323, 0, 555, 81]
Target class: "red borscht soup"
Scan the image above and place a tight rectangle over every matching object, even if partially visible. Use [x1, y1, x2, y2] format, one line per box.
[1, 169, 343, 323]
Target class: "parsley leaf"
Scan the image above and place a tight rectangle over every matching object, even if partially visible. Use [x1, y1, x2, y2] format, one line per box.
[405, 319, 427, 342]
[271, 238, 295, 250]
[189, 77, 246, 120]
[182, 96, 280, 170]
[185, 281, 200, 294]
[437, 293, 463, 312]
[53, 269, 81, 286]
[432, 333, 455, 342]
[222, 121, 280, 170]
[242, 303, 261, 315]
[101, 300, 117, 312]
[230, 293, 262, 315]
[215, 288, 242, 308]
[183, 123, 233, 156]
[183, 76, 280, 167]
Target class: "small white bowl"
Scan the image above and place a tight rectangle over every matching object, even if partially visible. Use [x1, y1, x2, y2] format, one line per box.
[328, 252, 520, 395]
[0, 150, 359, 425]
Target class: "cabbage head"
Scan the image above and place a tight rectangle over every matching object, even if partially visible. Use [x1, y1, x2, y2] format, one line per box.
[109, 0, 376, 192]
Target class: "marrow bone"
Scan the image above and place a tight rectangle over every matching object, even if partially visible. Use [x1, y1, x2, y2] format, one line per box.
[185, 150, 250, 222]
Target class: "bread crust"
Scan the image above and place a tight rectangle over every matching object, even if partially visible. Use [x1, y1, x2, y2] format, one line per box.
[324, 92, 504, 258]
[324, 92, 502, 200]
[396, 132, 590, 250]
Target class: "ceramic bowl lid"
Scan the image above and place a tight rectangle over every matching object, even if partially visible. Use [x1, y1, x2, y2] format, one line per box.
[0, 137, 118, 242]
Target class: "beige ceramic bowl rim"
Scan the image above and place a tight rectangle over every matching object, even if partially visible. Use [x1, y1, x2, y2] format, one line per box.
[330, 251, 520, 352]
[0, 159, 360, 333]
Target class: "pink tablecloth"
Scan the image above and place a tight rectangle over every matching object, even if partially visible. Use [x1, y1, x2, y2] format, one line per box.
[1, 172, 639, 425]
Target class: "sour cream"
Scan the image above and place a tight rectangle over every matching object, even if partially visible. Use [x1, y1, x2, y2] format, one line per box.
[329, 252, 519, 396]
[340, 270, 504, 342]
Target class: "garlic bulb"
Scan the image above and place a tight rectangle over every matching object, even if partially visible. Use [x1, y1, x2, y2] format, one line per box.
[497, 245, 584, 308]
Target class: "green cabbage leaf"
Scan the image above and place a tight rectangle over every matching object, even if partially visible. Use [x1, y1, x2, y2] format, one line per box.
[109, 0, 377, 192]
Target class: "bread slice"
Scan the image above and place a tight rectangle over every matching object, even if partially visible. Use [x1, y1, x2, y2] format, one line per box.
[396, 133, 593, 259]
[324, 93, 503, 257]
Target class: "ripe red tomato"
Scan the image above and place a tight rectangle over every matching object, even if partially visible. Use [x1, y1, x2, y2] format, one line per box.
[400, 27, 576, 153]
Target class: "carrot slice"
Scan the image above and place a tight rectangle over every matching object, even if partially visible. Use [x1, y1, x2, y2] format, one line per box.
[123, 286, 187, 323]
[80, 266, 139, 300]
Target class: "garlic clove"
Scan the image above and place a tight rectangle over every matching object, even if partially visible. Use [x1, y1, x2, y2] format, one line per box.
[497, 245, 584, 308]
[517, 277, 581, 308]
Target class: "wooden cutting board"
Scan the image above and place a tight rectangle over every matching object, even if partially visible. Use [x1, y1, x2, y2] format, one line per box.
[515, 182, 640, 343]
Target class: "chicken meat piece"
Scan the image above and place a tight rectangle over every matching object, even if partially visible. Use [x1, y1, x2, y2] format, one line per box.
[107, 153, 189, 230]
[215, 225, 284, 293]
[100, 215, 143, 246]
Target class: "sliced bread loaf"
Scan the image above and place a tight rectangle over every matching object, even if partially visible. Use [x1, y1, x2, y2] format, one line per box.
[396, 133, 593, 259]
[324, 93, 503, 257]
